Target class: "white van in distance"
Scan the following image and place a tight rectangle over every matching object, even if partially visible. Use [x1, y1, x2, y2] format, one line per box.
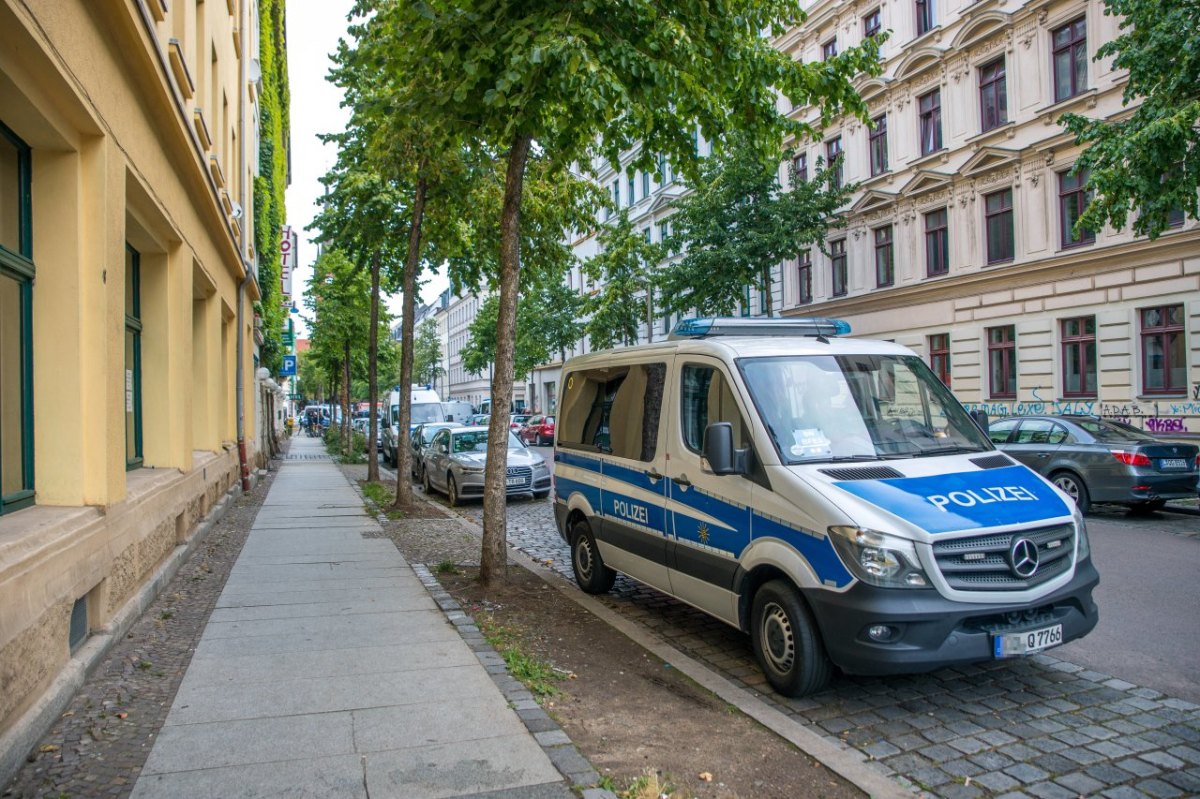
[553, 317, 1099, 696]
[381, 386, 444, 468]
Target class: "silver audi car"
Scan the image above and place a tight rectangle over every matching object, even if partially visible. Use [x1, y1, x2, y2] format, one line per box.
[421, 426, 551, 506]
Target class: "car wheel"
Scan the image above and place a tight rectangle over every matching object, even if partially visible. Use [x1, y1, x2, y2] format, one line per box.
[447, 474, 461, 507]
[422, 467, 434, 495]
[570, 519, 616, 594]
[751, 580, 832, 697]
[537, 434, 547, 446]
[1051, 471, 1091, 514]
[1129, 498, 1167, 514]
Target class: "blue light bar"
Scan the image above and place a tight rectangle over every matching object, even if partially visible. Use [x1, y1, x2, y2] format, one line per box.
[669, 317, 851, 340]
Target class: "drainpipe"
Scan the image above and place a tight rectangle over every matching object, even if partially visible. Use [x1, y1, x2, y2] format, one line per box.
[236, 269, 253, 492]
[235, 8, 252, 493]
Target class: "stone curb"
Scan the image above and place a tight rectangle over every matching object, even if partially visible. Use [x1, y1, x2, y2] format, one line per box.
[347, 470, 617, 799]
[0, 469, 265, 790]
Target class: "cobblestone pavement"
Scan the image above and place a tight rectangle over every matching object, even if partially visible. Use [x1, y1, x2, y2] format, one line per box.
[2, 470, 277, 799]
[428, 490, 1200, 799]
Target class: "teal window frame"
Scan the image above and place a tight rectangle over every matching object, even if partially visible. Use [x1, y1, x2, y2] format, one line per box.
[125, 244, 143, 470]
[0, 121, 34, 515]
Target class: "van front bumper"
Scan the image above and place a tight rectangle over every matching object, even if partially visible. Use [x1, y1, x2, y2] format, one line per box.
[805, 558, 1099, 676]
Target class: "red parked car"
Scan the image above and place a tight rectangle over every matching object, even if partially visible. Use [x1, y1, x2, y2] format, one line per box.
[519, 414, 556, 446]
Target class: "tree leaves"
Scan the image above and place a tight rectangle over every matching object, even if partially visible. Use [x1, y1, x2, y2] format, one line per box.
[1059, 0, 1200, 239]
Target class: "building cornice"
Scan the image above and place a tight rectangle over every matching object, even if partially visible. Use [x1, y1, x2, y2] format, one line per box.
[783, 227, 1200, 321]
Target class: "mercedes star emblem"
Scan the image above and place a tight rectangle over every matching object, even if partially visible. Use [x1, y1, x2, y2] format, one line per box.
[1009, 537, 1040, 579]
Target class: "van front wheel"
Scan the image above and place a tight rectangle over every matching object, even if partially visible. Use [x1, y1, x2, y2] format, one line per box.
[570, 520, 616, 594]
[751, 580, 832, 697]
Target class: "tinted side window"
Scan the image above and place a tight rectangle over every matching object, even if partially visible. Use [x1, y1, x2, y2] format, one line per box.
[680, 364, 751, 453]
[987, 418, 1019, 444]
[1014, 419, 1054, 444]
[558, 363, 666, 461]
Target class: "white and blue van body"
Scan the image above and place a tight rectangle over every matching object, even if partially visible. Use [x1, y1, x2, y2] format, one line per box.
[552, 318, 1098, 696]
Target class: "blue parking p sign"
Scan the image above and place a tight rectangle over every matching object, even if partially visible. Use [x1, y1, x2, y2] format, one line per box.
[280, 355, 297, 377]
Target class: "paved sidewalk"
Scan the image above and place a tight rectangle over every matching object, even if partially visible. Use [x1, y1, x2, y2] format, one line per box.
[131, 436, 572, 799]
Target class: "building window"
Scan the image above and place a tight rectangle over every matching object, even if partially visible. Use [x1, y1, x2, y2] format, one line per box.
[916, 0, 934, 36]
[628, 173, 636, 204]
[611, 179, 620, 208]
[658, 221, 670, 251]
[826, 137, 843, 189]
[874, 225, 894, 287]
[741, 285, 751, 317]
[1052, 17, 1088, 103]
[1141, 304, 1185, 394]
[658, 153, 670, 185]
[869, 114, 888, 176]
[125, 244, 143, 469]
[863, 9, 881, 39]
[1, 122, 34, 514]
[797, 251, 812, 305]
[924, 207, 949, 276]
[793, 152, 808, 184]
[988, 325, 1017, 399]
[1167, 207, 1186, 227]
[929, 333, 951, 387]
[1061, 316, 1097, 397]
[985, 188, 1014, 264]
[830, 239, 847, 297]
[979, 58, 1008, 132]
[642, 170, 650, 199]
[822, 38, 838, 60]
[918, 89, 942, 155]
[1059, 169, 1095, 248]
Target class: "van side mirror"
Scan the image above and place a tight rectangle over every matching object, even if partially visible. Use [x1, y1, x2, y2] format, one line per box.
[703, 422, 749, 476]
[970, 409, 989, 432]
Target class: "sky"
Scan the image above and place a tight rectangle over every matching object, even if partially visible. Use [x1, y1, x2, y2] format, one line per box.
[282, 1, 447, 337]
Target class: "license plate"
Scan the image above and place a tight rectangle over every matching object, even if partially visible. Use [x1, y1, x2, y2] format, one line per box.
[506, 477, 527, 487]
[994, 624, 1063, 658]
[1159, 458, 1188, 470]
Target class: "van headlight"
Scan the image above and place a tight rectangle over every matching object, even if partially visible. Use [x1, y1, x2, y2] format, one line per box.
[828, 526, 931, 589]
[1074, 508, 1091, 561]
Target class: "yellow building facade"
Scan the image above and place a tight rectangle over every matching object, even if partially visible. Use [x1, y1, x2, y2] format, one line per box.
[0, 0, 265, 760]
[775, 0, 1199, 433]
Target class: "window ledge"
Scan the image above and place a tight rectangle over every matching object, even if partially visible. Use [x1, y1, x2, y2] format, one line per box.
[907, 148, 951, 170]
[965, 121, 1017, 148]
[1036, 88, 1099, 123]
[908, 25, 945, 50]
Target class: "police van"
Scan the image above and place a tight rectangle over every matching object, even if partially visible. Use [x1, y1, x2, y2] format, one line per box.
[552, 317, 1099, 696]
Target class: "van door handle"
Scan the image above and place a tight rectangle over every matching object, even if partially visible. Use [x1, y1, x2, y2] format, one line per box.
[644, 469, 663, 482]
[672, 474, 692, 488]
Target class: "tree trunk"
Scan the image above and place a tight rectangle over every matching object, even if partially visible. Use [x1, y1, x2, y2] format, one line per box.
[394, 172, 427, 509]
[480, 131, 533, 588]
[367, 253, 381, 482]
[342, 342, 352, 448]
[764, 265, 774, 317]
[645, 285, 654, 342]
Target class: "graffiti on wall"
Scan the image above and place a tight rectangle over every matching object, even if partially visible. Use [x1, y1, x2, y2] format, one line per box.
[960, 394, 1200, 436]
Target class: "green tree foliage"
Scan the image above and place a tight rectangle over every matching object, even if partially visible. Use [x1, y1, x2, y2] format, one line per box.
[253, 0, 290, 373]
[1060, 0, 1200, 239]
[461, 280, 586, 382]
[365, 0, 882, 585]
[413, 318, 446, 388]
[582, 210, 667, 349]
[659, 134, 853, 318]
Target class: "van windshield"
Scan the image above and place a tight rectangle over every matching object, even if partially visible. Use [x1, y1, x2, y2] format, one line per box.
[739, 354, 991, 465]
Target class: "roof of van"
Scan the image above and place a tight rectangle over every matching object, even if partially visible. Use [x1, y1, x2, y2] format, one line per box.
[562, 335, 914, 371]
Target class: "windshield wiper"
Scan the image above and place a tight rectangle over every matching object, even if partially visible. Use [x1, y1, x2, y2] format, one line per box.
[911, 445, 986, 457]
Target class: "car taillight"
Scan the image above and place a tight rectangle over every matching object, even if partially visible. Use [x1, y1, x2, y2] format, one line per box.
[1111, 450, 1151, 467]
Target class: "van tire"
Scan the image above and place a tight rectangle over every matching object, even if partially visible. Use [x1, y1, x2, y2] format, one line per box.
[570, 520, 616, 594]
[751, 580, 832, 697]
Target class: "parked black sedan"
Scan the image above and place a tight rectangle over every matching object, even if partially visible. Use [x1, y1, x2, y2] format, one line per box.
[988, 415, 1199, 513]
